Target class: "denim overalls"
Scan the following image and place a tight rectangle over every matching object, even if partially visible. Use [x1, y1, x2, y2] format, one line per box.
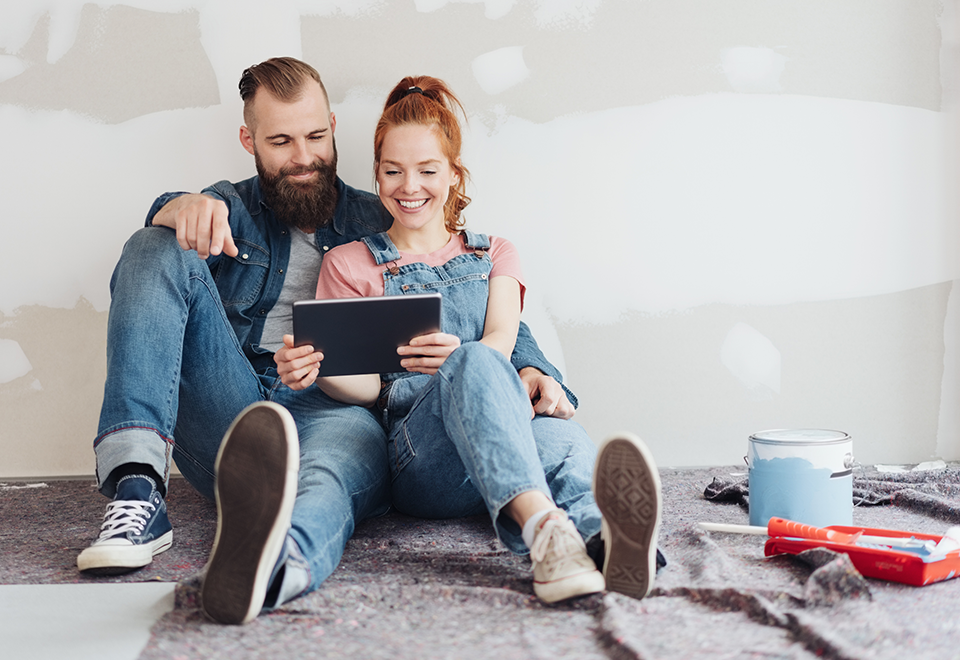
[360, 230, 555, 552]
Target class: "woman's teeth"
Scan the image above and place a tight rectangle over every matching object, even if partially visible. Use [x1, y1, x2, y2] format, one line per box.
[399, 199, 427, 209]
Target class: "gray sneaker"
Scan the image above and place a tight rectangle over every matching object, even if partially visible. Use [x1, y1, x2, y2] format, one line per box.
[77, 474, 173, 575]
[201, 402, 300, 625]
[592, 432, 662, 599]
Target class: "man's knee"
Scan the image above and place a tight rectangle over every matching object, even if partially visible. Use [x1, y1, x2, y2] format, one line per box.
[111, 227, 207, 296]
[121, 226, 183, 260]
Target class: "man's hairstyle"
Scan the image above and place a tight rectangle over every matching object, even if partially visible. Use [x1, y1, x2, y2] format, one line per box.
[238, 57, 329, 128]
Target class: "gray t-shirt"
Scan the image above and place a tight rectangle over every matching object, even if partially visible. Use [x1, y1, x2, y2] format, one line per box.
[259, 229, 325, 353]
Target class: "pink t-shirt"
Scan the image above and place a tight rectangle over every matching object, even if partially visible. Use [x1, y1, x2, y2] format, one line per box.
[316, 233, 525, 309]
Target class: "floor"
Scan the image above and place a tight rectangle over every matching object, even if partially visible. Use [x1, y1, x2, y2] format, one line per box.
[6, 467, 960, 659]
[0, 583, 175, 660]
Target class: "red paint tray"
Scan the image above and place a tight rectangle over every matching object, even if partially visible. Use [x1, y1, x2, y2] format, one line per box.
[765, 525, 960, 587]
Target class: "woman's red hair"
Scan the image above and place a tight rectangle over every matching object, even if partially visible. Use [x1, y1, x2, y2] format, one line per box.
[374, 76, 471, 233]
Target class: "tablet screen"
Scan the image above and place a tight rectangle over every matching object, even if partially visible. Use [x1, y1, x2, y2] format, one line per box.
[292, 293, 443, 376]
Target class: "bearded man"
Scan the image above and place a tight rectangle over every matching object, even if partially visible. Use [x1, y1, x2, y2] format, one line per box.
[77, 57, 583, 624]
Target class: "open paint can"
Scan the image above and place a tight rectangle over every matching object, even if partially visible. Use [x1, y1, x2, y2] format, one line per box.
[747, 429, 854, 528]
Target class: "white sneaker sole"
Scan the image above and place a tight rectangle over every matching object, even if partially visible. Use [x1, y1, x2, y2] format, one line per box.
[201, 402, 300, 625]
[534, 568, 606, 604]
[592, 432, 661, 599]
[77, 530, 173, 573]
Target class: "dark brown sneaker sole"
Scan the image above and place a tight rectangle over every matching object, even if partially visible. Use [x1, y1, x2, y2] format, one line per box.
[592, 432, 661, 599]
[201, 402, 299, 625]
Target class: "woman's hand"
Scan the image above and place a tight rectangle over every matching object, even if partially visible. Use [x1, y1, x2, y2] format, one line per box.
[275, 334, 323, 390]
[398, 332, 461, 375]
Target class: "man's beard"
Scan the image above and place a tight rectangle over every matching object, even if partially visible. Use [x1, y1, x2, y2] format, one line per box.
[256, 143, 339, 233]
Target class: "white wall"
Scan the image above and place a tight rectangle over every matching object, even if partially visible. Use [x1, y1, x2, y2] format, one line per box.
[1, 0, 957, 477]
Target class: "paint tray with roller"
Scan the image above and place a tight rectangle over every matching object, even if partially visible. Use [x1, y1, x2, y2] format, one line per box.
[700, 517, 960, 586]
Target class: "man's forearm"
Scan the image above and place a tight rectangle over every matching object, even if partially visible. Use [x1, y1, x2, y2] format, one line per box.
[511, 321, 558, 377]
[145, 191, 191, 227]
[511, 321, 578, 409]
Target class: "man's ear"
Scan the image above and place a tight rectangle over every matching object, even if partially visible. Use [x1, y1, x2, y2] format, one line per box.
[329, 111, 337, 134]
[239, 125, 255, 156]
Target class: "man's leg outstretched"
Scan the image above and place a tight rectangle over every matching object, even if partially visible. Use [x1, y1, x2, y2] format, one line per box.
[80, 227, 266, 574]
[200, 385, 391, 623]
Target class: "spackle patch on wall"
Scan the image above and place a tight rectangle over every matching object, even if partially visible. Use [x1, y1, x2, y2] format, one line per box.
[472, 46, 531, 95]
[721, 322, 781, 400]
[721, 46, 788, 94]
[0, 339, 33, 384]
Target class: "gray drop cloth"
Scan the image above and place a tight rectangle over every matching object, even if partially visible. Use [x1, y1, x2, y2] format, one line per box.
[704, 463, 960, 521]
[4, 466, 960, 658]
[143, 464, 960, 659]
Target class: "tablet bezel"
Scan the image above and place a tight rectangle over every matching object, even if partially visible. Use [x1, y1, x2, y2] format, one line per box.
[292, 293, 443, 376]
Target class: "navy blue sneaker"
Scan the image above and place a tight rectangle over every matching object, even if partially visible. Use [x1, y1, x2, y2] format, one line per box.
[77, 474, 173, 575]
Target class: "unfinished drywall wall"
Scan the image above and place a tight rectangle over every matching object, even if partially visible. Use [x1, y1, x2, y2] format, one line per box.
[0, 0, 956, 478]
[561, 283, 950, 467]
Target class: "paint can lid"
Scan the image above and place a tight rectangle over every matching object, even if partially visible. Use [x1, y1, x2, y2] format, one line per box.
[750, 428, 850, 446]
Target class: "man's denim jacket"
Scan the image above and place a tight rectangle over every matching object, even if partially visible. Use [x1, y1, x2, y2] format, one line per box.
[146, 175, 576, 407]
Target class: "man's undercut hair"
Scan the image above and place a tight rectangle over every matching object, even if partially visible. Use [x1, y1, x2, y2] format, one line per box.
[239, 57, 329, 130]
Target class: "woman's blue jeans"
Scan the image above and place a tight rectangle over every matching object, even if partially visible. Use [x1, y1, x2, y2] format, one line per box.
[386, 343, 601, 554]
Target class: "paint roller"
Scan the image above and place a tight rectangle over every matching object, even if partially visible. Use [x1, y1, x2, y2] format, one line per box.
[699, 517, 960, 555]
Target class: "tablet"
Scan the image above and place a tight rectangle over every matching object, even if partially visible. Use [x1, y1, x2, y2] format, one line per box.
[292, 293, 443, 376]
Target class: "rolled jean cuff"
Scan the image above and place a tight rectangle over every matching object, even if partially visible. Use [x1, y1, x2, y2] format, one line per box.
[490, 484, 552, 555]
[94, 424, 173, 497]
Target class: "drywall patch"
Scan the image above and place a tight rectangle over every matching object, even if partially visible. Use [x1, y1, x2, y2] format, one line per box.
[42, 1, 83, 63]
[721, 46, 787, 93]
[0, 4, 218, 123]
[0, 339, 32, 384]
[558, 284, 948, 468]
[0, 299, 106, 478]
[472, 46, 531, 95]
[0, 3, 45, 53]
[721, 322, 781, 399]
[467, 93, 950, 323]
[305, 0, 941, 125]
[937, 280, 960, 460]
[532, 0, 601, 30]
[415, 0, 516, 19]
[0, 55, 26, 83]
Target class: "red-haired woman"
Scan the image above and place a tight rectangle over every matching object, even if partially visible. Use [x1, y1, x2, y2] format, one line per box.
[276, 76, 662, 604]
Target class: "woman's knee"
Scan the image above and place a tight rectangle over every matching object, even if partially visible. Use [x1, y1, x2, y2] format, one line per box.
[444, 341, 513, 375]
[532, 416, 596, 458]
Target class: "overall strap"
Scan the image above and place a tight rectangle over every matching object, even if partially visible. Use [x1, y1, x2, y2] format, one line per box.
[461, 230, 490, 259]
[360, 232, 402, 274]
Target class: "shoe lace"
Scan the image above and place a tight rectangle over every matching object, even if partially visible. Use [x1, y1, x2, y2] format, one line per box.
[530, 515, 585, 565]
[98, 499, 156, 540]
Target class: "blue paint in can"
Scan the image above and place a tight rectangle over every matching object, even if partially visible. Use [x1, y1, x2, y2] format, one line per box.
[748, 456, 852, 527]
[748, 429, 853, 528]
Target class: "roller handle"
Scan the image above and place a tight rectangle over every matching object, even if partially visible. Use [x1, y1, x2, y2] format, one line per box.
[767, 517, 861, 544]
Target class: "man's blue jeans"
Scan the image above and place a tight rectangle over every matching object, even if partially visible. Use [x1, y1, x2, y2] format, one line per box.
[94, 227, 391, 593]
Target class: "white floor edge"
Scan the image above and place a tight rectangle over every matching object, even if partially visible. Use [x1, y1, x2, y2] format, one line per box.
[0, 582, 176, 660]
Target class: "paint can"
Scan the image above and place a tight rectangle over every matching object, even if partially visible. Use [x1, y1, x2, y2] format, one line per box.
[747, 429, 854, 528]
